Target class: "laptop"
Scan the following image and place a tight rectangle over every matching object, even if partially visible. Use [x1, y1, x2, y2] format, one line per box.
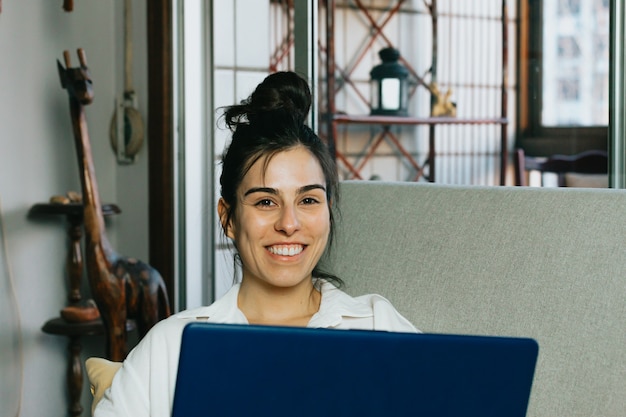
[172, 323, 538, 417]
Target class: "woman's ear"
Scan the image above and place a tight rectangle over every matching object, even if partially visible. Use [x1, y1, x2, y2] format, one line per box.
[217, 198, 235, 239]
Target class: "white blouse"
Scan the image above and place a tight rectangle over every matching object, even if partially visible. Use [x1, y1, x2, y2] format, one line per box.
[94, 280, 418, 417]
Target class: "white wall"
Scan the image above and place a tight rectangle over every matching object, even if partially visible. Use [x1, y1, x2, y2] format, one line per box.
[0, 1, 149, 415]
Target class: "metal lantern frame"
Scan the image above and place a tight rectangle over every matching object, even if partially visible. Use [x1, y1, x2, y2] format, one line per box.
[370, 47, 410, 117]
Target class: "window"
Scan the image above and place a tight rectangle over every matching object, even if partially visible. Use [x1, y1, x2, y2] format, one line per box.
[518, 0, 609, 155]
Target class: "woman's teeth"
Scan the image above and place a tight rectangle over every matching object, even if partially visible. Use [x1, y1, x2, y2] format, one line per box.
[268, 245, 304, 256]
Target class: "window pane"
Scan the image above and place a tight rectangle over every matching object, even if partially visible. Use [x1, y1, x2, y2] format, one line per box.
[542, 0, 609, 126]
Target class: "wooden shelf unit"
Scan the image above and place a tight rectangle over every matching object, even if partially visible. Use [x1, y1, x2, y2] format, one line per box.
[29, 202, 121, 417]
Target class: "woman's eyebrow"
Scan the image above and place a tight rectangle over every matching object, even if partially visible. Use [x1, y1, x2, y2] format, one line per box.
[243, 187, 277, 196]
[298, 184, 326, 194]
[243, 184, 326, 197]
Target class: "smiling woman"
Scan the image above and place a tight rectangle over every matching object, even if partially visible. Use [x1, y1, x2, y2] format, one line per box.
[217, 71, 341, 292]
[221, 147, 331, 326]
[93, 71, 418, 417]
[224, 146, 330, 326]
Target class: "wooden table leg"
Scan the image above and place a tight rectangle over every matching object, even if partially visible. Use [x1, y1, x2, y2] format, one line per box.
[67, 215, 83, 305]
[67, 336, 83, 417]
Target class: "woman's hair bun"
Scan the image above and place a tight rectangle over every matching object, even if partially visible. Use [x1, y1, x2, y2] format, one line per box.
[224, 71, 311, 134]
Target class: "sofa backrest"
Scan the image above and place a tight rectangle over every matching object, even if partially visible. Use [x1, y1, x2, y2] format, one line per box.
[321, 181, 626, 417]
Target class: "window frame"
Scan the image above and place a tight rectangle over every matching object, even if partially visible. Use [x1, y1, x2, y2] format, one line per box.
[516, 0, 608, 157]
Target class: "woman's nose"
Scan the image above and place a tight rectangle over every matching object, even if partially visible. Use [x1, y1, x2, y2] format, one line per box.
[275, 205, 301, 235]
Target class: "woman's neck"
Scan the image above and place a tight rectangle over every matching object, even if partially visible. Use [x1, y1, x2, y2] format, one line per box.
[237, 278, 321, 327]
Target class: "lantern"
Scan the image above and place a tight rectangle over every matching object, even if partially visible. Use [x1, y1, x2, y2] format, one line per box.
[370, 47, 409, 117]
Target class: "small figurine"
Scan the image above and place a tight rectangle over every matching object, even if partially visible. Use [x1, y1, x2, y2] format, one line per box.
[429, 82, 457, 117]
[61, 299, 100, 323]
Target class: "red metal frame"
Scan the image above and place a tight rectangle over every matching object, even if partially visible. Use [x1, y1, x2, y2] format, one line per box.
[324, 0, 509, 184]
[269, 0, 294, 72]
[272, 0, 510, 184]
[324, 0, 432, 181]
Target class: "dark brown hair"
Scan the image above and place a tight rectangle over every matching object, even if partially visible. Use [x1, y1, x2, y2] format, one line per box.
[219, 71, 341, 286]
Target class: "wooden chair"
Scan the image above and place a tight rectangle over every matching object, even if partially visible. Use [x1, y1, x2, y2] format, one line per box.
[514, 149, 608, 187]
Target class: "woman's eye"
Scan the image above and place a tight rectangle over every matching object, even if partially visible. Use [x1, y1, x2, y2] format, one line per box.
[255, 199, 275, 207]
[301, 197, 319, 205]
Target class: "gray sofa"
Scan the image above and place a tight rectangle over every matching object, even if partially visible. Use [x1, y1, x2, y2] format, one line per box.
[322, 180, 625, 417]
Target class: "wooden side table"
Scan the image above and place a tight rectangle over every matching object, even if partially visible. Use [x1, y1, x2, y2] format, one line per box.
[41, 318, 107, 417]
[29, 202, 122, 417]
[41, 317, 135, 417]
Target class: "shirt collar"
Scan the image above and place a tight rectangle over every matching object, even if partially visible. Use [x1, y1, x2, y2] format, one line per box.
[174, 280, 373, 328]
[308, 280, 373, 328]
[174, 283, 248, 323]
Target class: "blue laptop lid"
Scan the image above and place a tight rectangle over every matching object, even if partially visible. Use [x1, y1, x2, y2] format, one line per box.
[172, 323, 538, 417]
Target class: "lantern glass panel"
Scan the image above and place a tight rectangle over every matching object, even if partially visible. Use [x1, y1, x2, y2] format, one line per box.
[381, 78, 401, 110]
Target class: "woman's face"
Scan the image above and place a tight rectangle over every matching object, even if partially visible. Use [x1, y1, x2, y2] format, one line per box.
[219, 146, 331, 290]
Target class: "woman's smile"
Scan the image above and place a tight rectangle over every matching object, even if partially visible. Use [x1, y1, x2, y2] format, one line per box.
[267, 244, 305, 257]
